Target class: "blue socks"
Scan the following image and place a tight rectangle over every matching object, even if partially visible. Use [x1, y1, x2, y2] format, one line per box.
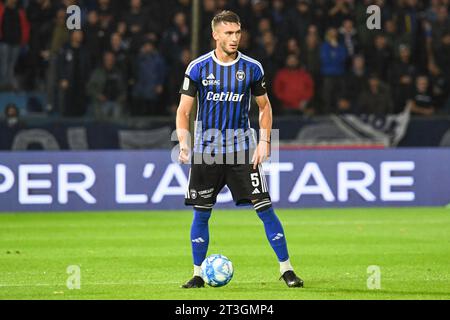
[190, 209, 212, 266]
[190, 207, 289, 268]
[257, 207, 289, 262]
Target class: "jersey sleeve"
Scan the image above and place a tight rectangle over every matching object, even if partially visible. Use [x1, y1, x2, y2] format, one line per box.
[179, 62, 200, 97]
[251, 64, 267, 97]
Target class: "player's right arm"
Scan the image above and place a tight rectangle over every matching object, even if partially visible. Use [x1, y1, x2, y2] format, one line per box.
[176, 94, 195, 163]
[177, 59, 201, 163]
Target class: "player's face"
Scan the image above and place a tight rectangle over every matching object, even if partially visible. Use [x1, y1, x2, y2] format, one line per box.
[213, 22, 241, 55]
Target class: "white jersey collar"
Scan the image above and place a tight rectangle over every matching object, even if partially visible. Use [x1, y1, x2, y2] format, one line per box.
[211, 50, 241, 66]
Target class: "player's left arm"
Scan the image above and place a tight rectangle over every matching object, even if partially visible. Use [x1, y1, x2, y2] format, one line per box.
[252, 93, 272, 169]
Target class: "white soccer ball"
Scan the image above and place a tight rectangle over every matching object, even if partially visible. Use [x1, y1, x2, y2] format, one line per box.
[201, 254, 234, 287]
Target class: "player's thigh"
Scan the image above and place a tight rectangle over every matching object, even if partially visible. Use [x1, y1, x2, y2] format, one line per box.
[225, 163, 270, 205]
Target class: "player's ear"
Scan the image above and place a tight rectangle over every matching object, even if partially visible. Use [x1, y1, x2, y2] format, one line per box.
[212, 30, 219, 41]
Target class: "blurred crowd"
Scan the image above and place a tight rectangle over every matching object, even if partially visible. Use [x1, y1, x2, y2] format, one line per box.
[0, 0, 450, 118]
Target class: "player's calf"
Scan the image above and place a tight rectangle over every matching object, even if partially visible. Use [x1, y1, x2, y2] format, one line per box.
[254, 200, 304, 288]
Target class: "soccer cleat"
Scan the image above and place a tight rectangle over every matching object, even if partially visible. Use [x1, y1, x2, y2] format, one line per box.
[280, 270, 304, 288]
[181, 276, 205, 288]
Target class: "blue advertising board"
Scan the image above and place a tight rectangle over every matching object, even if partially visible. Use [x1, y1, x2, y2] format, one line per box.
[0, 149, 449, 212]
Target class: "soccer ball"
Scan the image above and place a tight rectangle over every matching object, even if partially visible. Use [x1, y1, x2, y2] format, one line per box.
[201, 254, 234, 287]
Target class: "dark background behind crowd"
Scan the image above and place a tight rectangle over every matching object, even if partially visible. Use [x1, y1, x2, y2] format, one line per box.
[0, 0, 449, 119]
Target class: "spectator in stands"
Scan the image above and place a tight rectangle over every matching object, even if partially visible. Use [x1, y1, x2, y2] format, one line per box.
[97, 0, 115, 27]
[200, 0, 218, 52]
[48, 8, 69, 56]
[116, 20, 129, 42]
[389, 44, 417, 113]
[357, 73, 394, 115]
[409, 75, 436, 116]
[123, 0, 148, 54]
[3, 102, 21, 128]
[366, 34, 392, 82]
[273, 54, 314, 115]
[216, 0, 229, 12]
[83, 10, 102, 68]
[230, 0, 252, 35]
[45, 8, 69, 113]
[303, 25, 322, 112]
[395, 0, 421, 54]
[168, 0, 191, 24]
[254, 31, 281, 99]
[384, 19, 411, 55]
[0, 0, 30, 90]
[341, 54, 367, 113]
[131, 40, 166, 116]
[320, 27, 347, 113]
[285, 37, 301, 58]
[238, 29, 253, 56]
[432, 31, 450, 113]
[425, 0, 442, 23]
[339, 18, 359, 58]
[353, 0, 375, 49]
[4, 0, 450, 119]
[327, 0, 353, 28]
[270, 0, 289, 42]
[161, 11, 190, 65]
[287, 0, 314, 40]
[168, 47, 191, 115]
[427, 31, 449, 112]
[25, 0, 55, 90]
[430, 5, 450, 47]
[250, 0, 270, 22]
[57, 30, 91, 117]
[109, 32, 130, 83]
[432, 26, 450, 80]
[87, 51, 126, 119]
[254, 17, 272, 44]
[303, 25, 321, 80]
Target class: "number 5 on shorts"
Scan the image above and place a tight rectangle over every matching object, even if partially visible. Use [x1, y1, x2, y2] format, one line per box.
[251, 173, 260, 188]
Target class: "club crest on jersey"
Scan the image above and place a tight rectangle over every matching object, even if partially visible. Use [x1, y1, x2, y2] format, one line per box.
[190, 189, 198, 200]
[236, 70, 246, 82]
[202, 73, 220, 86]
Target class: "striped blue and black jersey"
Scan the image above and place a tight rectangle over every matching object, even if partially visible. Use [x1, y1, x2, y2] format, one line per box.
[179, 51, 267, 154]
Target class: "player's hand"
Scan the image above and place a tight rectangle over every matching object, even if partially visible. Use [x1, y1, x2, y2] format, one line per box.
[178, 144, 191, 164]
[252, 141, 270, 169]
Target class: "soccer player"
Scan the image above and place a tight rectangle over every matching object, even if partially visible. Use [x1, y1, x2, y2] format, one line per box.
[176, 10, 303, 288]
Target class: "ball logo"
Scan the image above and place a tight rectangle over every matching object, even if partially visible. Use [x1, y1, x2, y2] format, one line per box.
[236, 70, 245, 82]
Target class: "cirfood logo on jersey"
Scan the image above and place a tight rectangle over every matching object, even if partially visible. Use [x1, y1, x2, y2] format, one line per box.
[202, 73, 221, 86]
[236, 70, 245, 82]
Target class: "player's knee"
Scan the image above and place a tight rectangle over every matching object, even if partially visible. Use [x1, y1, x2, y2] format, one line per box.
[193, 207, 212, 227]
[253, 198, 272, 213]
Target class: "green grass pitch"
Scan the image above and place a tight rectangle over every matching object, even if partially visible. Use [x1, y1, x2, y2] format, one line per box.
[0, 208, 449, 300]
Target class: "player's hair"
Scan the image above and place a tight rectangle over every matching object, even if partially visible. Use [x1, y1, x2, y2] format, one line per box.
[211, 10, 241, 32]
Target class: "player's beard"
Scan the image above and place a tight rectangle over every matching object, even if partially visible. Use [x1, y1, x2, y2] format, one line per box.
[221, 42, 238, 57]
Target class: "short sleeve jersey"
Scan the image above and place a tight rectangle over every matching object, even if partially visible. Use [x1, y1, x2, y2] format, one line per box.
[179, 51, 267, 154]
